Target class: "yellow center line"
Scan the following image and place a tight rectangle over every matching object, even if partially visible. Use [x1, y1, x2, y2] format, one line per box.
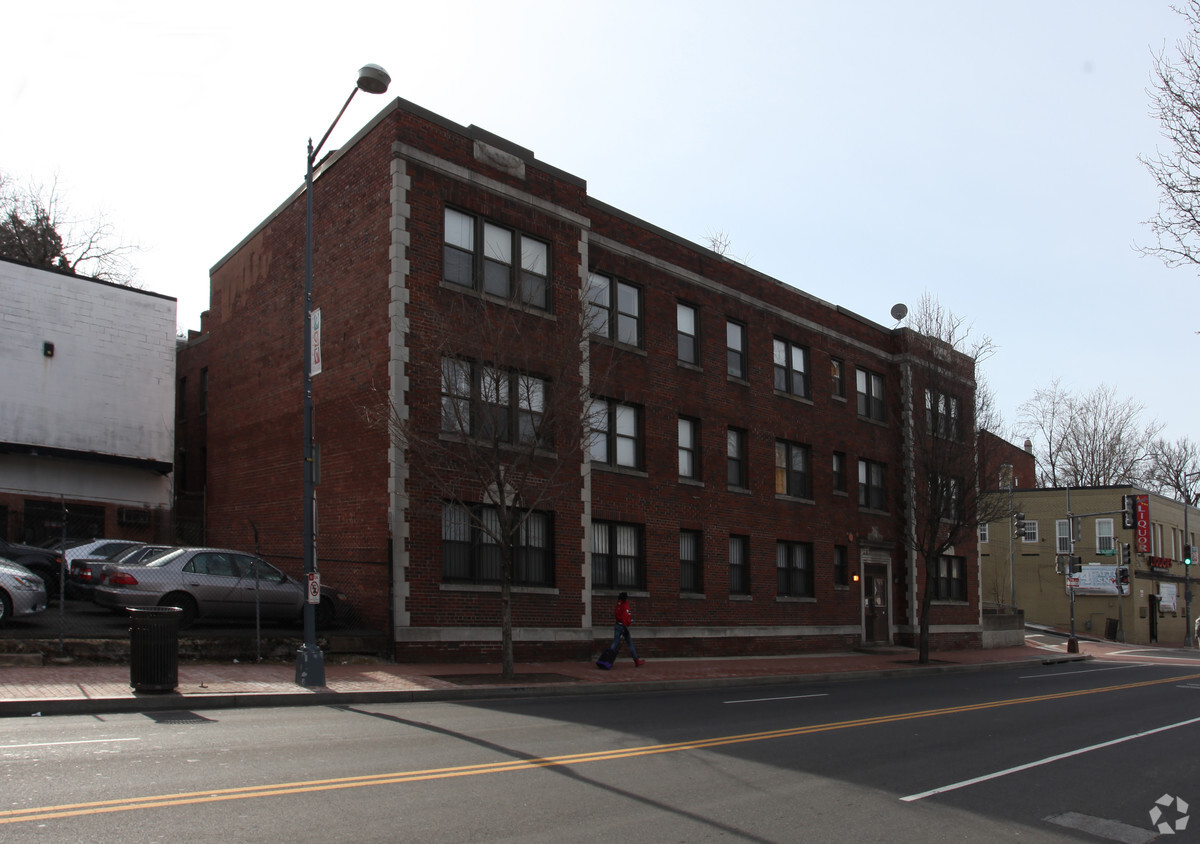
[6, 670, 1199, 825]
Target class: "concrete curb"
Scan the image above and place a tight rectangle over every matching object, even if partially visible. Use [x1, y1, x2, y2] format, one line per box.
[0, 654, 1090, 719]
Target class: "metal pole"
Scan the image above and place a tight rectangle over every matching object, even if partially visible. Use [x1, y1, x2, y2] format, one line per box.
[295, 136, 325, 688]
[1008, 483, 1015, 610]
[1186, 495, 1192, 648]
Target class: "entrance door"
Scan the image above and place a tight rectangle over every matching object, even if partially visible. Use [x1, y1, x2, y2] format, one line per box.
[863, 564, 889, 644]
[1149, 595, 1160, 643]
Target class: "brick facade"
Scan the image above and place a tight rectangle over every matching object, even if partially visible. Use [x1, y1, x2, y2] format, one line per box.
[202, 99, 982, 660]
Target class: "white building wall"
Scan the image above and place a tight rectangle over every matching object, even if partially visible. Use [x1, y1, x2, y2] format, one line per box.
[0, 260, 176, 507]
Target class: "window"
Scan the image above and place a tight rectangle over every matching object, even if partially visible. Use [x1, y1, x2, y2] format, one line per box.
[588, 398, 640, 468]
[677, 303, 699, 364]
[774, 440, 812, 499]
[727, 427, 748, 489]
[678, 416, 700, 480]
[1096, 518, 1114, 553]
[593, 521, 643, 589]
[858, 459, 886, 510]
[834, 545, 849, 586]
[1023, 520, 1040, 543]
[729, 535, 750, 595]
[443, 208, 549, 309]
[199, 368, 208, 415]
[441, 358, 547, 446]
[586, 272, 640, 345]
[776, 541, 814, 598]
[832, 452, 847, 493]
[925, 389, 960, 440]
[1055, 519, 1069, 553]
[933, 555, 966, 601]
[442, 503, 553, 586]
[726, 320, 747, 379]
[979, 523, 989, 543]
[831, 358, 845, 397]
[773, 338, 810, 398]
[939, 475, 963, 522]
[680, 530, 703, 593]
[856, 368, 886, 421]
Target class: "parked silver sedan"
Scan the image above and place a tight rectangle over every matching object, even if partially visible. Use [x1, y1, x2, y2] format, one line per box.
[0, 557, 48, 626]
[93, 547, 347, 627]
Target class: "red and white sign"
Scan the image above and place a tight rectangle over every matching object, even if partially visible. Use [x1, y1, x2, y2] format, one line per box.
[310, 308, 322, 376]
[307, 572, 321, 604]
[1135, 494, 1151, 554]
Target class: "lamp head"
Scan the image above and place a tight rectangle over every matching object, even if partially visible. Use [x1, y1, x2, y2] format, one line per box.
[357, 64, 391, 95]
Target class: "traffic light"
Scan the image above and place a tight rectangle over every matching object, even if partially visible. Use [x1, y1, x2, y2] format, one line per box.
[1069, 556, 1082, 573]
[1013, 513, 1026, 540]
[1123, 494, 1136, 529]
[1071, 517, 1082, 543]
[1121, 543, 1131, 566]
[1119, 566, 1130, 585]
[1186, 545, 1193, 566]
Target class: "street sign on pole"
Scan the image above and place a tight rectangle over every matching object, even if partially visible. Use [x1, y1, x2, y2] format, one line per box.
[310, 308, 322, 376]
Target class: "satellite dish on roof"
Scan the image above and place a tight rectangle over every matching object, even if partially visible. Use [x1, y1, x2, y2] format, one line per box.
[890, 303, 908, 322]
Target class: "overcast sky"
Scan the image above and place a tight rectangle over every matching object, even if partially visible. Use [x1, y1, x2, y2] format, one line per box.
[4, 1, 1194, 445]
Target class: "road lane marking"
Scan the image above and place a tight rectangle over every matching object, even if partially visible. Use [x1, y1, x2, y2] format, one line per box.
[724, 693, 829, 704]
[1018, 663, 1146, 679]
[901, 714, 1200, 802]
[4, 670, 1199, 826]
[0, 738, 140, 750]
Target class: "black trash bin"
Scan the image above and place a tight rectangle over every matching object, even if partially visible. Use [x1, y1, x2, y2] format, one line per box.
[128, 606, 181, 693]
[1104, 617, 1120, 641]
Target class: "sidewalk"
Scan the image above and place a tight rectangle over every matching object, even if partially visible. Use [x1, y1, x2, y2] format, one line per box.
[0, 643, 1085, 718]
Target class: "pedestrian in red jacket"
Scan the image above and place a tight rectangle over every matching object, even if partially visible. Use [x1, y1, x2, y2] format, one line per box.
[610, 592, 645, 667]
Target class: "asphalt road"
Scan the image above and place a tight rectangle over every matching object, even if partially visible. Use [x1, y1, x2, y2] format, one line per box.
[2, 653, 1199, 842]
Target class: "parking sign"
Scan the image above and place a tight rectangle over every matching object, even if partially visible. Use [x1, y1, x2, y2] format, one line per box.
[307, 572, 320, 604]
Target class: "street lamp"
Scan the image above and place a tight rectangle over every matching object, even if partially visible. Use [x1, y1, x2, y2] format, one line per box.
[297, 63, 391, 687]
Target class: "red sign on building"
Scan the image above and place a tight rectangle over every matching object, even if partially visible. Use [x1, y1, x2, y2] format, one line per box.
[1135, 494, 1151, 554]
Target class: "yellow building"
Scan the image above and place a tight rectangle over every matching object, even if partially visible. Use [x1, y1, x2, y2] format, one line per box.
[980, 485, 1200, 646]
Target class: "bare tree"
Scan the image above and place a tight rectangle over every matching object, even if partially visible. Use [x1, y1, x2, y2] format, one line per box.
[902, 294, 1009, 663]
[0, 173, 138, 285]
[1017, 384, 1161, 488]
[375, 287, 608, 680]
[1147, 435, 1200, 502]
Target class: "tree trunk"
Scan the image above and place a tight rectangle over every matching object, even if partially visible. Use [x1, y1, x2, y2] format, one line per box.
[918, 560, 933, 664]
[500, 548, 514, 681]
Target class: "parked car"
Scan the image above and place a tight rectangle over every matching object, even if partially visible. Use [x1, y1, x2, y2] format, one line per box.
[63, 539, 143, 565]
[69, 544, 172, 599]
[0, 539, 63, 598]
[94, 547, 348, 628]
[0, 557, 48, 626]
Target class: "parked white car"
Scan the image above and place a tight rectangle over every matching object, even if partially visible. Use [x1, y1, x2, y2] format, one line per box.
[0, 557, 48, 626]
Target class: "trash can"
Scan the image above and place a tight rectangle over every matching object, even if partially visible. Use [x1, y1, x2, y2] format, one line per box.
[1104, 617, 1120, 641]
[129, 606, 181, 693]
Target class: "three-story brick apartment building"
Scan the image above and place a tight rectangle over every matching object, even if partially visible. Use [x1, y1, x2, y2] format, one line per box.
[200, 98, 981, 661]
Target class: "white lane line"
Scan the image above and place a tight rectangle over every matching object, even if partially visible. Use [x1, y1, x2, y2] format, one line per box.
[1019, 663, 1147, 679]
[0, 738, 140, 750]
[901, 715, 1200, 802]
[725, 693, 829, 704]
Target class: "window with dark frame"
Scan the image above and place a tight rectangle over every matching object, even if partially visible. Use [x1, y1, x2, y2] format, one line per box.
[774, 439, 812, 499]
[726, 319, 747, 379]
[831, 358, 845, 397]
[680, 530, 703, 593]
[443, 207, 550, 309]
[593, 520, 643, 589]
[858, 458, 887, 510]
[727, 427, 748, 489]
[832, 451, 846, 492]
[442, 502, 553, 586]
[729, 535, 750, 595]
[773, 338, 810, 398]
[678, 416, 700, 480]
[933, 555, 966, 601]
[856, 368, 886, 421]
[834, 545, 849, 586]
[776, 540, 814, 598]
[677, 302, 699, 364]
[588, 397, 640, 468]
[586, 271, 641, 346]
[441, 358, 547, 447]
[925, 388, 961, 440]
